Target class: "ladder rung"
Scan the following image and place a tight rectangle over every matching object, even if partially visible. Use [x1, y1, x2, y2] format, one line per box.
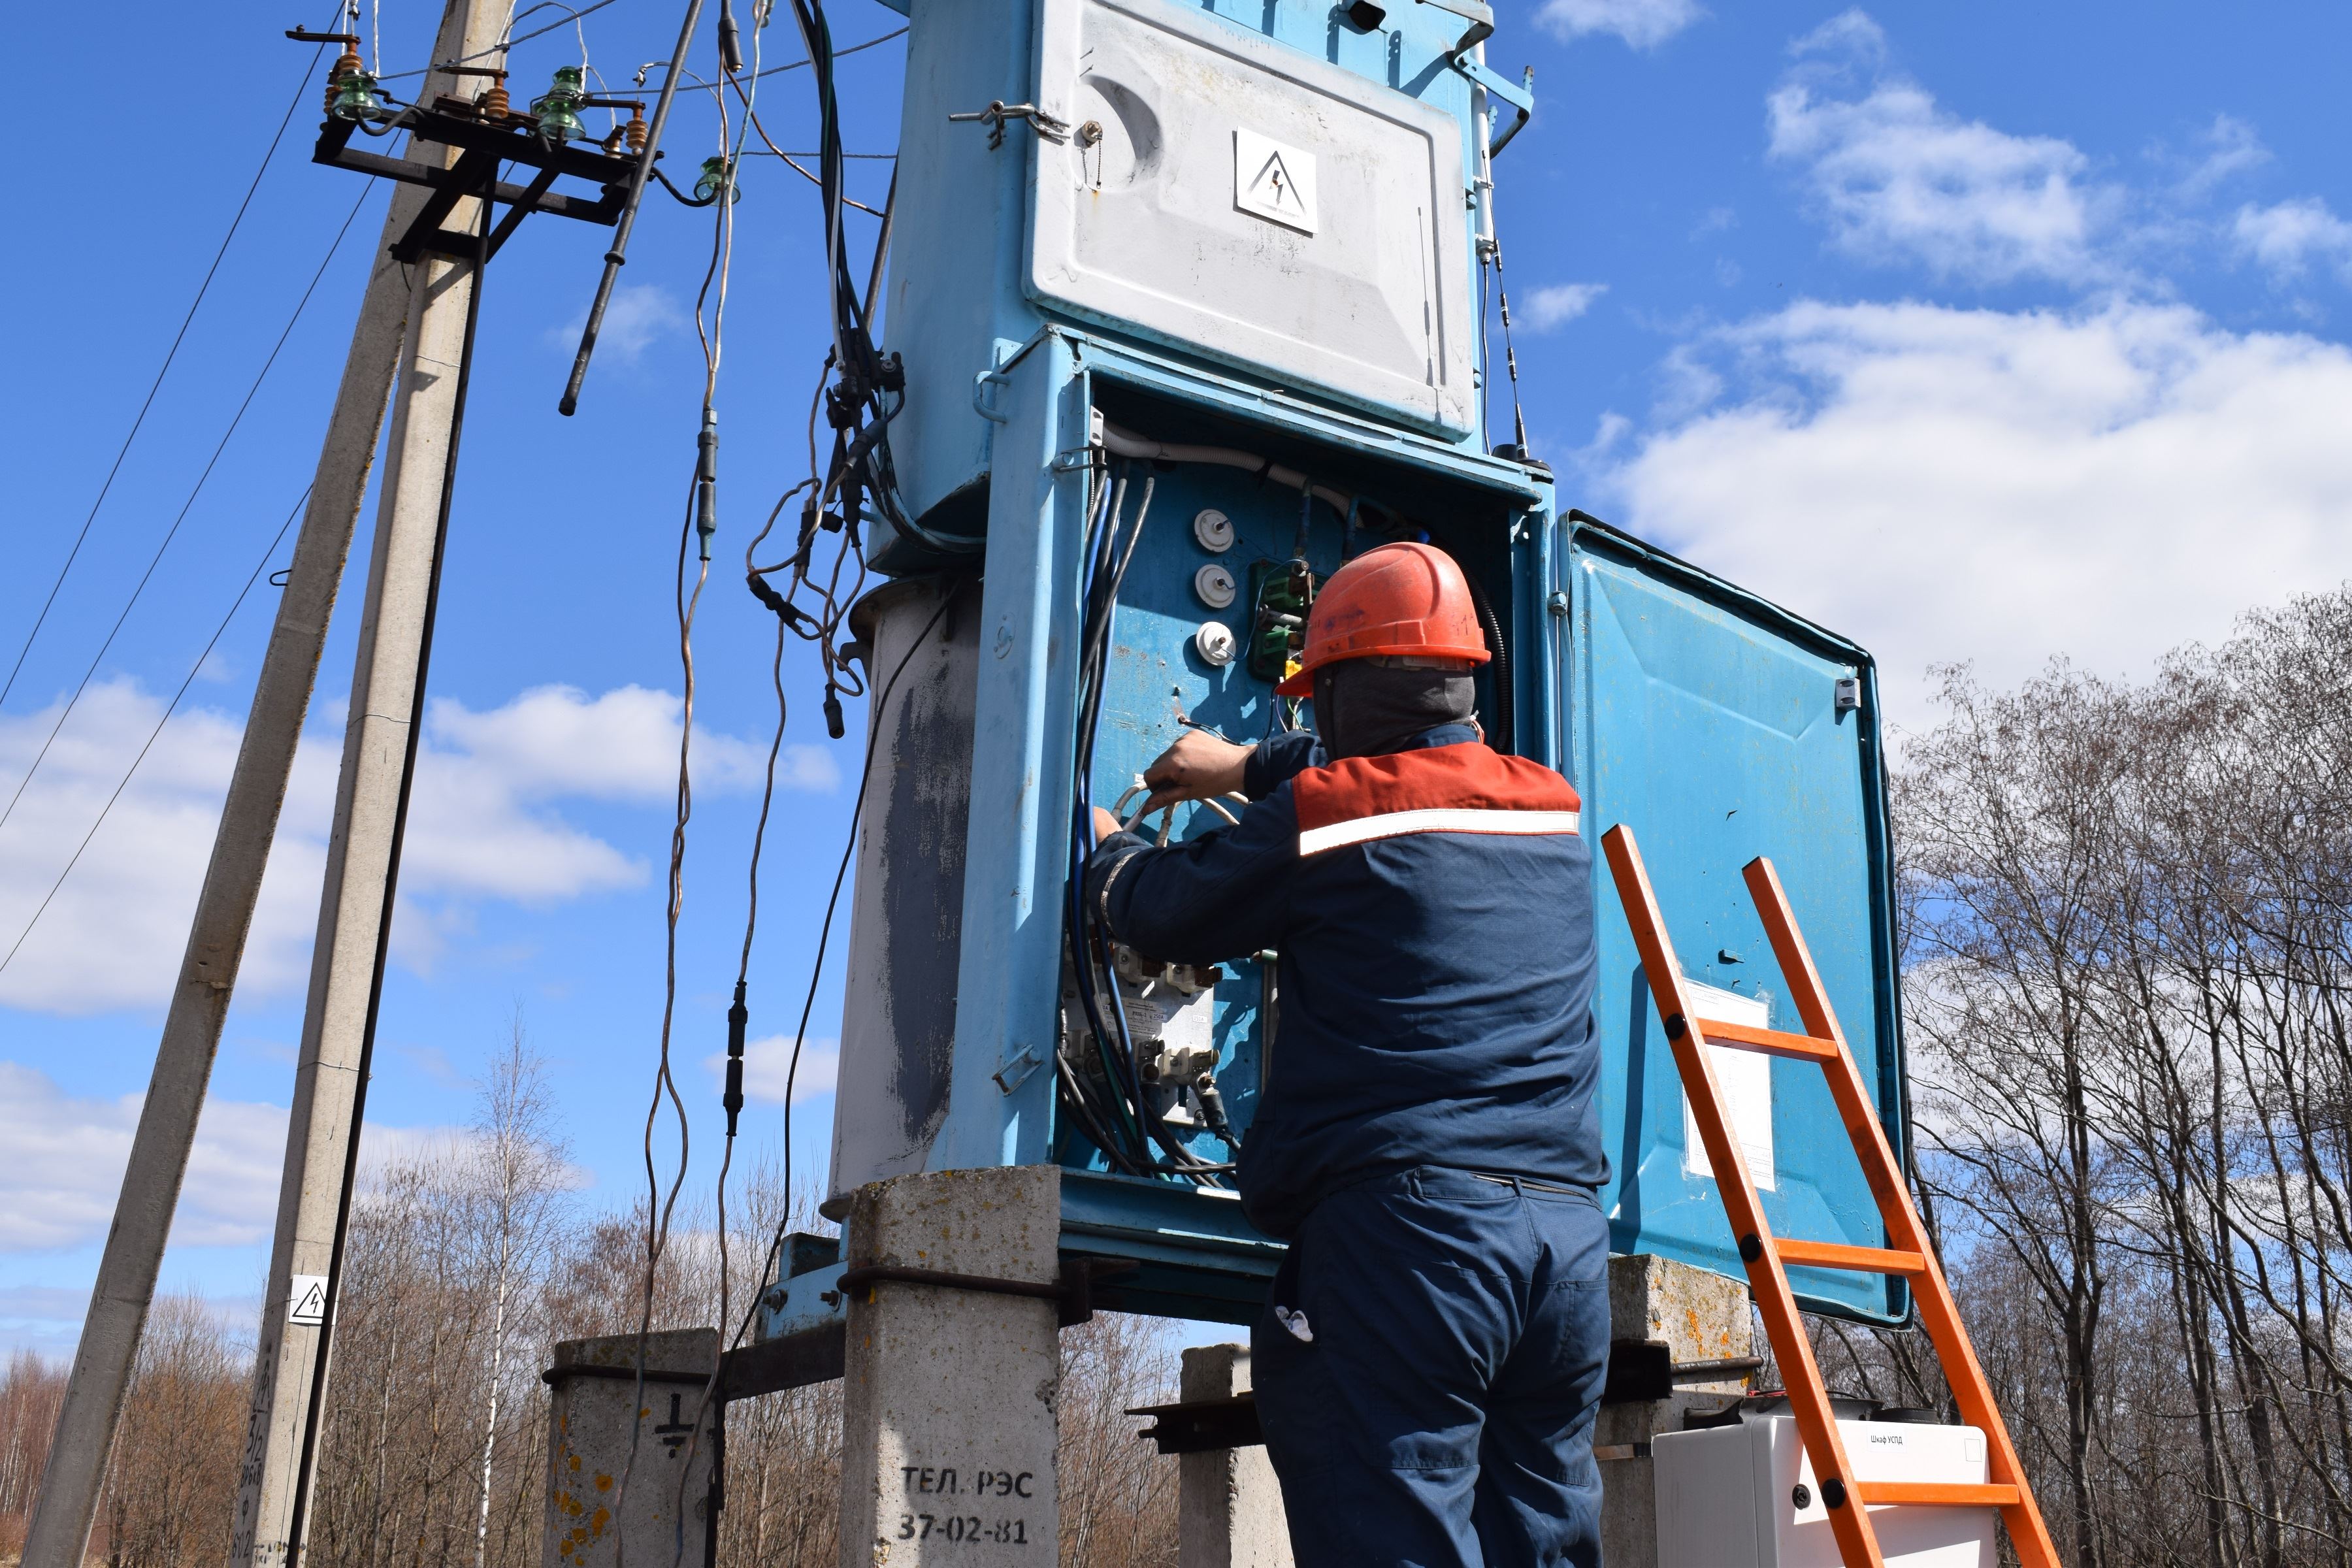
[1853, 1481, 2021, 1509]
[1776, 1238, 1926, 1276]
[1691, 1017, 1840, 1062]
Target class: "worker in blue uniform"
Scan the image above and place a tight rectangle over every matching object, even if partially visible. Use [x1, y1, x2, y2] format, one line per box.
[1085, 542, 1609, 1568]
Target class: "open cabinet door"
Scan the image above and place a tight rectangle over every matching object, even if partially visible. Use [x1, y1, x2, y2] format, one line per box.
[1553, 514, 1908, 1324]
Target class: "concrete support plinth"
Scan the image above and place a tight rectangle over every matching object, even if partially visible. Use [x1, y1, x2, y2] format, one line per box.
[1600, 1254, 1754, 1568]
[543, 1327, 720, 1567]
[1177, 1345, 1292, 1568]
[839, 1166, 1061, 1565]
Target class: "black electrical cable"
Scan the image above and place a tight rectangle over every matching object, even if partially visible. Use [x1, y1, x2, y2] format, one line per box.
[374, 0, 625, 78]
[0, 23, 339, 717]
[1063, 469, 1235, 1181]
[1458, 559, 1513, 757]
[627, 22, 905, 90]
[1064, 472, 1156, 1172]
[779, 0, 971, 562]
[559, 0, 706, 414]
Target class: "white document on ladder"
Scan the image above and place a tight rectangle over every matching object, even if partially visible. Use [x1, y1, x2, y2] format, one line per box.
[1680, 978, 1776, 1191]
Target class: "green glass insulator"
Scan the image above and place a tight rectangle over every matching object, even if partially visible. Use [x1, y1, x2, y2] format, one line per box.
[694, 156, 735, 204]
[531, 65, 587, 143]
[329, 70, 384, 122]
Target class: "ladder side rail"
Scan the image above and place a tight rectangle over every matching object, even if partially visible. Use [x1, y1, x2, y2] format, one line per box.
[1740, 856, 2064, 1568]
[1601, 826, 1886, 1568]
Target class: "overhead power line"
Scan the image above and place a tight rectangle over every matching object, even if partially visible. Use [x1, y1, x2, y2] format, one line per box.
[0, 187, 375, 839]
[0, 31, 336, 717]
[0, 488, 312, 979]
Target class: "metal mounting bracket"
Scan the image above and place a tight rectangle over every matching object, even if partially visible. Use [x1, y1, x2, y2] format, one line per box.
[312, 101, 639, 262]
[947, 99, 1073, 150]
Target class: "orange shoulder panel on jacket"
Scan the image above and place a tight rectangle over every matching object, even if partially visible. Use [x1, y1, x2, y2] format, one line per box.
[1290, 743, 1582, 834]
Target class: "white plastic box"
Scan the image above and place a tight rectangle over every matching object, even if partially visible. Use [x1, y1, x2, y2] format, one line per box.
[1652, 1416, 1996, 1568]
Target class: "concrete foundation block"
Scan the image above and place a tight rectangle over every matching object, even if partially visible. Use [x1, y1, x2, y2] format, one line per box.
[542, 1326, 721, 1568]
[1177, 1345, 1292, 1568]
[839, 1164, 1062, 1565]
[1599, 1254, 1754, 1568]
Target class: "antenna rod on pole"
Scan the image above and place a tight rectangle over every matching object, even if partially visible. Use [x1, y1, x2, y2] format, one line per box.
[557, 0, 709, 416]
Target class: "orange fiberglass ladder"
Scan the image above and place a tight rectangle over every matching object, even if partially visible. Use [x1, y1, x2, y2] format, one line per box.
[1600, 825, 2061, 1568]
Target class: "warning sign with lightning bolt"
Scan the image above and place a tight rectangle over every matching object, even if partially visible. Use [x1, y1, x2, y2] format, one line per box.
[1233, 129, 1318, 235]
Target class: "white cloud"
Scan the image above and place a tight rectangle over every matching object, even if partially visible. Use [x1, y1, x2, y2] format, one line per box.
[0, 683, 331, 1016]
[1590, 297, 2352, 717]
[709, 1034, 840, 1107]
[1522, 282, 1609, 331]
[1767, 11, 2108, 284]
[547, 284, 685, 366]
[0, 1060, 510, 1272]
[1537, 0, 1703, 48]
[2176, 114, 2269, 201]
[2233, 197, 2352, 282]
[0, 681, 829, 1016]
[0, 1062, 287, 1251]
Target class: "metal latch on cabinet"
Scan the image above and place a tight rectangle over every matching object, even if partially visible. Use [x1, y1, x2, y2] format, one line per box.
[1052, 408, 1107, 473]
[949, 99, 1072, 150]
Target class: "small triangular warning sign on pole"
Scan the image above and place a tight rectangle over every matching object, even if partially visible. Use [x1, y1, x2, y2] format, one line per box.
[287, 1275, 329, 1327]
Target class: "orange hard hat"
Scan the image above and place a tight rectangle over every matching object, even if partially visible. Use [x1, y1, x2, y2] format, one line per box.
[1274, 541, 1491, 696]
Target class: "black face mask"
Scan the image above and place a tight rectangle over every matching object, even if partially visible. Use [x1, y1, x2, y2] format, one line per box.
[1311, 661, 1478, 760]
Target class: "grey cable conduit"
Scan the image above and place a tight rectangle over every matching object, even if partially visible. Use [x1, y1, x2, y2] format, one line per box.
[1098, 419, 1353, 516]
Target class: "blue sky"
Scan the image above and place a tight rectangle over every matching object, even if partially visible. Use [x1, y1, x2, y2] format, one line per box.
[4, 0, 2349, 1358]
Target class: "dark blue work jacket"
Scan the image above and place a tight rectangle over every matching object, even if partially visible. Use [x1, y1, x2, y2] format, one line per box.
[1085, 722, 1607, 1239]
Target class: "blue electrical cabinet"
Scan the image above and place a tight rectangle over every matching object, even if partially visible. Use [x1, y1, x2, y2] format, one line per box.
[761, 0, 1907, 1352]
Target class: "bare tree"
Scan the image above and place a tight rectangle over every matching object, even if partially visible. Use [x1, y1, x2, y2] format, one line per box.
[469, 1011, 570, 1568]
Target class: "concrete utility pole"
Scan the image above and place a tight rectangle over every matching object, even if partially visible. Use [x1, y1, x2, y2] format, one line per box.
[1175, 1347, 1291, 1568]
[230, 1, 510, 1560]
[542, 1329, 723, 1567]
[17, 27, 481, 1565]
[839, 1167, 1063, 1565]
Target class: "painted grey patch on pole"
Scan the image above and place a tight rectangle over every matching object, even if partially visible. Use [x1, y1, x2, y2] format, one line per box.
[1597, 1253, 1755, 1568]
[838, 1164, 1061, 1564]
[1177, 1345, 1292, 1568]
[543, 1328, 721, 1568]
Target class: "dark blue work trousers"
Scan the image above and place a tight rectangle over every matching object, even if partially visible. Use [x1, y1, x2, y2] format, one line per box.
[1251, 1167, 1610, 1568]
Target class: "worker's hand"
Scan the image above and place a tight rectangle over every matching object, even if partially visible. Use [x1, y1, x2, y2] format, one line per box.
[1141, 729, 1252, 814]
[1091, 806, 1123, 845]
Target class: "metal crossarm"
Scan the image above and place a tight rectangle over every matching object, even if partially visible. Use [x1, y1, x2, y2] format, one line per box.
[1599, 825, 2061, 1568]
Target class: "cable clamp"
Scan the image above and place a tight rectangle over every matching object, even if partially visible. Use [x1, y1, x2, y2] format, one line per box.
[947, 100, 1071, 150]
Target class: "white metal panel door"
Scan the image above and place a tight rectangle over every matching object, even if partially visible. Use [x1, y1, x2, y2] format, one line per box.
[1028, 0, 1475, 434]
